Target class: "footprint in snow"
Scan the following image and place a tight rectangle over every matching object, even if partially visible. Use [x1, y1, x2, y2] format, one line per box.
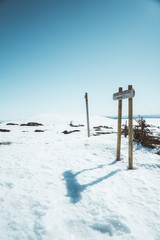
[84, 143, 90, 147]
[0, 182, 14, 188]
[30, 201, 48, 239]
[34, 221, 46, 239]
[5, 182, 14, 189]
[8, 221, 18, 231]
[90, 219, 131, 236]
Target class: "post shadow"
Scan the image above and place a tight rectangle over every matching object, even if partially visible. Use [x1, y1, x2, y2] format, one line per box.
[63, 167, 120, 204]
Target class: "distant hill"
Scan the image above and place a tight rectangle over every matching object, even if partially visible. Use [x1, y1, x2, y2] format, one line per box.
[107, 115, 160, 119]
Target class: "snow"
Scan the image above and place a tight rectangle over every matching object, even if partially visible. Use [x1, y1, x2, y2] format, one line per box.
[0, 114, 160, 240]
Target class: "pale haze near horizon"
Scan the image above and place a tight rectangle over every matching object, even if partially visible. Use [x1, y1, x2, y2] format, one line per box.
[0, 0, 160, 121]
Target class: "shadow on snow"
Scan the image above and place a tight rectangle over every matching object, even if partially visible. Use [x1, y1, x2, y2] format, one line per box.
[63, 165, 120, 204]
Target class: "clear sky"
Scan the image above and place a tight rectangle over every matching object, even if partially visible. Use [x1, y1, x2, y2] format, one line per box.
[0, 0, 160, 120]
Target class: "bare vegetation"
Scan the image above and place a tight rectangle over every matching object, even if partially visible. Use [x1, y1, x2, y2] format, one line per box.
[133, 117, 160, 149]
[122, 117, 160, 150]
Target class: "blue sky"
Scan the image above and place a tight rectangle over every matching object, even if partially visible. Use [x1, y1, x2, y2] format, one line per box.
[0, 0, 160, 120]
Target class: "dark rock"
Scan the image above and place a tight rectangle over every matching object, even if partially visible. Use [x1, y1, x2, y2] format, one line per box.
[6, 123, 19, 126]
[20, 122, 43, 127]
[0, 141, 12, 145]
[93, 126, 113, 131]
[62, 130, 80, 134]
[93, 132, 114, 136]
[35, 130, 44, 132]
[69, 121, 84, 127]
[0, 129, 10, 132]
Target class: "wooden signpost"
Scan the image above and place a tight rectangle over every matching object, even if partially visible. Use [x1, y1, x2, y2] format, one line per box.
[117, 87, 122, 161]
[113, 85, 135, 169]
[113, 88, 135, 101]
[85, 93, 90, 137]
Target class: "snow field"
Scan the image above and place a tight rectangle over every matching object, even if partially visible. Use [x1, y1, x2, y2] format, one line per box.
[0, 114, 160, 240]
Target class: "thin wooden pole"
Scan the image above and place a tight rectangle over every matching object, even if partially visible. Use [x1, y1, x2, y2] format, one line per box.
[128, 85, 133, 169]
[85, 93, 90, 137]
[117, 87, 122, 161]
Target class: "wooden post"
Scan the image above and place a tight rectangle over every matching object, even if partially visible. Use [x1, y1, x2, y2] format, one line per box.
[85, 93, 90, 137]
[117, 87, 122, 161]
[128, 85, 133, 169]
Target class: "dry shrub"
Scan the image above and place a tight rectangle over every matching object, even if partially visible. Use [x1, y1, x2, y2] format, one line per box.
[133, 117, 160, 149]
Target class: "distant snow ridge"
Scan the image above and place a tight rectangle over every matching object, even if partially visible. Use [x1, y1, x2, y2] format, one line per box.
[108, 114, 160, 119]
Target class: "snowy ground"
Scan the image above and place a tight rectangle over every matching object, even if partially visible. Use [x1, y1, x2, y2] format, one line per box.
[0, 114, 160, 240]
